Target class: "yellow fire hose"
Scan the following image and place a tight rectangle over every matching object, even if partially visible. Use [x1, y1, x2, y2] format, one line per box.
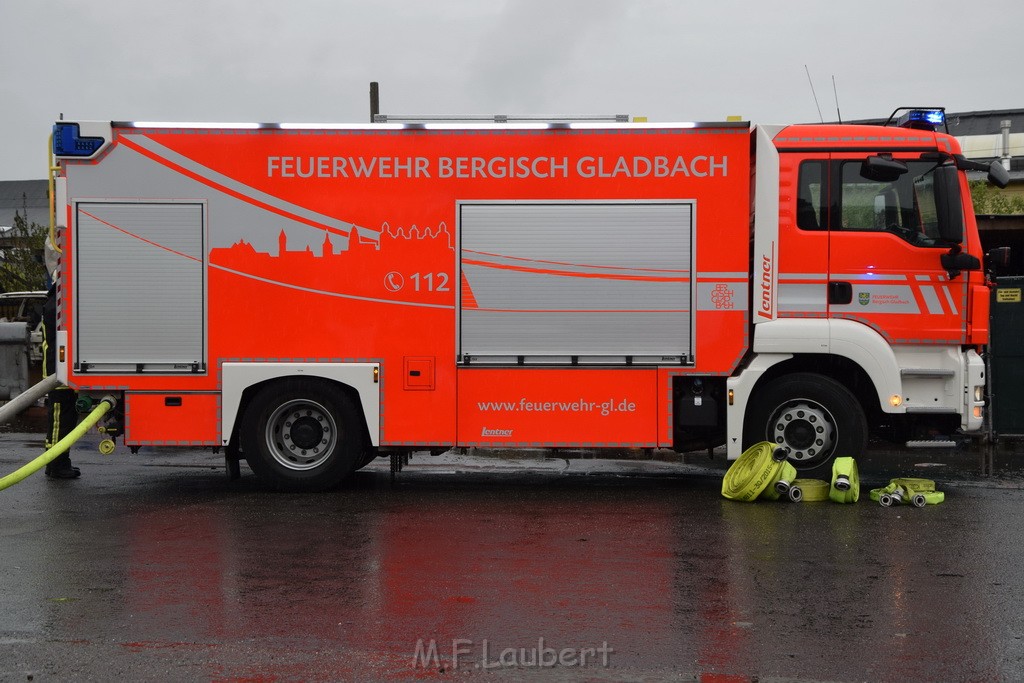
[721, 442, 787, 501]
[0, 396, 115, 491]
[724, 445, 944, 506]
[787, 478, 831, 502]
[760, 461, 798, 501]
[869, 478, 945, 507]
[829, 456, 860, 504]
[772, 461, 799, 497]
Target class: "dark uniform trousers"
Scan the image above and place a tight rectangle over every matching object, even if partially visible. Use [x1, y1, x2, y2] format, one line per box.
[42, 286, 78, 474]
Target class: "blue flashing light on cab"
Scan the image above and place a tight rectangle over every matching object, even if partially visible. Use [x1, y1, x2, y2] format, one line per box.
[898, 109, 945, 130]
[52, 122, 105, 157]
[884, 107, 947, 132]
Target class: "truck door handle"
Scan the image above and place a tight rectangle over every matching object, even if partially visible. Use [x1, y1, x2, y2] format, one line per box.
[829, 281, 853, 305]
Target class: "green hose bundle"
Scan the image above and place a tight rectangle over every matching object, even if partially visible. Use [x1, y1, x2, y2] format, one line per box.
[829, 456, 860, 504]
[869, 478, 944, 507]
[721, 441, 786, 502]
[722, 448, 877, 506]
[760, 460, 798, 501]
[787, 478, 831, 502]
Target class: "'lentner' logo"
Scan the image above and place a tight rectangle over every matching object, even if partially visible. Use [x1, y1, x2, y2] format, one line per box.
[482, 427, 513, 437]
[757, 251, 774, 319]
[858, 292, 870, 306]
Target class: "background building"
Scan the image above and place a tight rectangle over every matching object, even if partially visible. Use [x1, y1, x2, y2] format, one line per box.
[949, 109, 1024, 191]
[0, 179, 48, 230]
[948, 109, 1024, 273]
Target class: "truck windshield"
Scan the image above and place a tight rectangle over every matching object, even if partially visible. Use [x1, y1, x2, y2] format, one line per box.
[838, 160, 943, 247]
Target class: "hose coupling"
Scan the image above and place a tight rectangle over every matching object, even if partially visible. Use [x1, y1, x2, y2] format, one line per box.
[75, 395, 94, 414]
[880, 487, 906, 507]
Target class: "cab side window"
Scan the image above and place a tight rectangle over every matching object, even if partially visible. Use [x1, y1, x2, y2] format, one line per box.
[837, 160, 941, 247]
[796, 161, 826, 231]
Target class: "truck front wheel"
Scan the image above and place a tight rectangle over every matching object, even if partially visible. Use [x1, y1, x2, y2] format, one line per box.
[241, 379, 365, 491]
[743, 373, 867, 473]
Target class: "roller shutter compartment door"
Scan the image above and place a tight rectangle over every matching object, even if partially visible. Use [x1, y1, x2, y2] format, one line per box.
[75, 201, 205, 373]
[459, 202, 693, 363]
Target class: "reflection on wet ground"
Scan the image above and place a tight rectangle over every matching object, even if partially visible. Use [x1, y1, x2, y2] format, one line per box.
[3, 434, 1024, 680]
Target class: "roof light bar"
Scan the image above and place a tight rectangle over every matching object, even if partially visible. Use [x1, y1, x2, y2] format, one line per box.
[883, 107, 948, 132]
[897, 109, 945, 130]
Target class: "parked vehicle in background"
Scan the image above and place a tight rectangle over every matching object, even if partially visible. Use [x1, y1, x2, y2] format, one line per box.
[0, 290, 46, 363]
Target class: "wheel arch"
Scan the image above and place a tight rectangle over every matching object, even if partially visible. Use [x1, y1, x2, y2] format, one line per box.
[221, 362, 380, 451]
[726, 319, 901, 458]
[750, 318, 902, 414]
[747, 354, 879, 417]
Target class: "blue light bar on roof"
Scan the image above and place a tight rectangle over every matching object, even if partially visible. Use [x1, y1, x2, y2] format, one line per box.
[897, 109, 945, 130]
[52, 122, 105, 157]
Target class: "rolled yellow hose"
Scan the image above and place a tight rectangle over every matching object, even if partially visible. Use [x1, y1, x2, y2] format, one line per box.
[761, 460, 798, 501]
[913, 490, 945, 506]
[829, 456, 860, 504]
[773, 461, 798, 495]
[788, 478, 830, 502]
[0, 398, 113, 491]
[721, 442, 783, 502]
[869, 478, 944, 506]
[889, 478, 936, 493]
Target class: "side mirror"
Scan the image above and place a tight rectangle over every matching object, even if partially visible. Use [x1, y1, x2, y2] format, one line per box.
[941, 251, 981, 278]
[988, 160, 1010, 189]
[953, 154, 1011, 189]
[861, 155, 908, 182]
[934, 164, 964, 243]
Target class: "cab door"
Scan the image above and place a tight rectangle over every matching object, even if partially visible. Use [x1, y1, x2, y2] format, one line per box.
[775, 153, 830, 320]
[825, 155, 966, 345]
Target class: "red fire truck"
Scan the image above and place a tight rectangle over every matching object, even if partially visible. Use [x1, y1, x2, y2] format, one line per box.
[49, 109, 1008, 489]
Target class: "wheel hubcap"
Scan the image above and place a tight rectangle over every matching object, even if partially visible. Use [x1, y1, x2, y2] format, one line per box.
[770, 401, 835, 463]
[265, 399, 338, 471]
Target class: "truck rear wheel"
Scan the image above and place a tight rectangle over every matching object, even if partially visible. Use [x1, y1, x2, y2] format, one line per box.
[743, 373, 867, 473]
[241, 378, 365, 491]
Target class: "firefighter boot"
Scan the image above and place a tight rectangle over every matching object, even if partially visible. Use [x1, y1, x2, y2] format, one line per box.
[44, 452, 81, 479]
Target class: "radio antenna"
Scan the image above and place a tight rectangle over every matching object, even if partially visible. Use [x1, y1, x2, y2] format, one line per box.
[805, 65, 824, 123]
[832, 75, 842, 123]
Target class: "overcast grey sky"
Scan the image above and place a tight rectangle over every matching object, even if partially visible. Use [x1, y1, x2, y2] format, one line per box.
[1, 0, 1020, 180]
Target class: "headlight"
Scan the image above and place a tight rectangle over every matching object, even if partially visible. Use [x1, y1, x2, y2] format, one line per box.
[974, 386, 984, 402]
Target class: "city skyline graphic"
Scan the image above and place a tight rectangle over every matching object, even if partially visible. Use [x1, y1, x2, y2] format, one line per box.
[208, 221, 455, 302]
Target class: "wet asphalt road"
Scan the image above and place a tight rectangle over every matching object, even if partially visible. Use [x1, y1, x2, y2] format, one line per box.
[3, 432, 1024, 682]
